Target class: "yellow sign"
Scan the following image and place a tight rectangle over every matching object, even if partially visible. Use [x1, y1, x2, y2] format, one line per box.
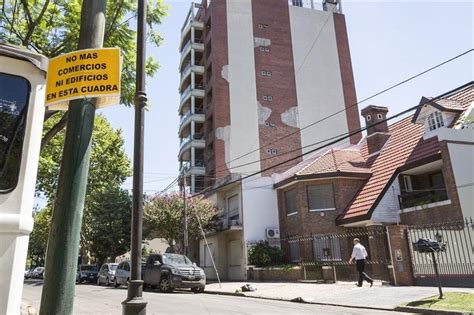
[45, 48, 121, 110]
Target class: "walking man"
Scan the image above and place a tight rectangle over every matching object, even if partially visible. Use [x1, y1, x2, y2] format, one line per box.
[349, 238, 374, 287]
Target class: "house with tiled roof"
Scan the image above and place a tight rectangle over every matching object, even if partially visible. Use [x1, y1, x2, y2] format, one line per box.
[274, 82, 473, 261]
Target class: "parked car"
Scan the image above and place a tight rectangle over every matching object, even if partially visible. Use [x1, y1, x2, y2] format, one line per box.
[31, 267, 44, 279]
[143, 253, 206, 293]
[114, 261, 130, 287]
[97, 263, 118, 286]
[76, 265, 99, 284]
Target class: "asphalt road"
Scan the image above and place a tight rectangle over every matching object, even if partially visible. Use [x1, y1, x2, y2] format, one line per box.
[22, 280, 410, 315]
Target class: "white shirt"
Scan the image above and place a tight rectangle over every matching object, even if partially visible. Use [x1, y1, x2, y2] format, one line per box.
[351, 243, 368, 260]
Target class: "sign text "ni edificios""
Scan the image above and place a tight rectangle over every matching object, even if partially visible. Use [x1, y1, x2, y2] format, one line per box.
[45, 48, 121, 110]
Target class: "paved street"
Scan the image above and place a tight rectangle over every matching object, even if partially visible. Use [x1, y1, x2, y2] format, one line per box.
[22, 280, 411, 314]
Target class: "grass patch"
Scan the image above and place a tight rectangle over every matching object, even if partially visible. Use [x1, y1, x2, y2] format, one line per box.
[404, 292, 474, 313]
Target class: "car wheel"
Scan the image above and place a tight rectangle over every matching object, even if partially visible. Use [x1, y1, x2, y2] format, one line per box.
[114, 278, 119, 288]
[105, 277, 110, 286]
[159, 276, 173, 293]
[191, 287, 205, 294]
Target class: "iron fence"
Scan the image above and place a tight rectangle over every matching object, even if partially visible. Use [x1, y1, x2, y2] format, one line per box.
[407, 218, 473, 278]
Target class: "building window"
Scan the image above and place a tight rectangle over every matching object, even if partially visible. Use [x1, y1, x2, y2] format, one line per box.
[428, 111, 444, 131]
[377, 114, 383, 119]
[266, 148, 277, 155]
[204, 243, 214, 267]
[307, 184, 335, 211]
[227, 194, 239, 221]
[429, 172, 445, 189]
[284, 188, 297, 215]
[258, 23, 269, 29]
[260, 70, 272, 77]
[259, 47, 270, 53]
[366, 115, 371, 121]
[313, 237, 342, 261]
[289, 242, 300, 262]
[403, 175, 413, 192]
[263, 95, 273, 101]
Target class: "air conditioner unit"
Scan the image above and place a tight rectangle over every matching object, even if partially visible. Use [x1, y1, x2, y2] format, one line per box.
[266, 228, 280, 239]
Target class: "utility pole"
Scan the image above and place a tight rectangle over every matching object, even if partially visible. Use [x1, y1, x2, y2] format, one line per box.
[183, 182, 189, 256]
[122, 0, 147, 313]
[40, 1, 106, 314]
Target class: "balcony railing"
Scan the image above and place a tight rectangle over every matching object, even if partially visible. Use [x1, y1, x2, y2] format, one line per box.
[180, 62, 192, 80]
[181, 40, 191, 53]
[215, 215, 242, 232]
[179, 109, 204, 125]
[179, 134, 204, 151]
[180, 160, 205, 174]
[398, 190, 449, 209]
[180, 85, 191, 103]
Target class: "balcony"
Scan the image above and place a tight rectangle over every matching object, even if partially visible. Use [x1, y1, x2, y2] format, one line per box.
[179, 84, 205, 111]
[399, 190, 449, 210]
[179, 134, 205, 160]
[180, 21, 204, 51]
[179, 64, 205, 93]
[179, 110, 205, 136]
[179, 41, 205, 71]
[215, 216, 242, 233]
[180, 160, 206, 177]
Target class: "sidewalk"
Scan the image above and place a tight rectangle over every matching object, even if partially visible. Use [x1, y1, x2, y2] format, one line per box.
[204, 281, 474, 311]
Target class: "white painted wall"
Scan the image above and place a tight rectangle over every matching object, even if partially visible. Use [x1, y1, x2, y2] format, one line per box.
[226, 0, 261, 173]
[289, 7, 350, 156]
[371, 179, 402, 224]
[241, 176, 279, 243]
[0, 56, 46, 315]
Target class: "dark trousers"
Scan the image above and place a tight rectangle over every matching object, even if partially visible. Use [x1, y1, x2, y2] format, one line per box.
[356, 259, 373, 286]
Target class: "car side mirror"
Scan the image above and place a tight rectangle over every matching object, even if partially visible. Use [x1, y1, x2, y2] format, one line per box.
[192, 262, 197, 267]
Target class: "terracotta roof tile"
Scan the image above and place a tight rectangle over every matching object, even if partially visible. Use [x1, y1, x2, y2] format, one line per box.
[339, 83, 473, 222]
[297, 149, 370, 175]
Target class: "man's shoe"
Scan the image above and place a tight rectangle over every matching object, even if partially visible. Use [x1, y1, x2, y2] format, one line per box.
[370, 281, 373, 287]
[355, 283, 362, 287]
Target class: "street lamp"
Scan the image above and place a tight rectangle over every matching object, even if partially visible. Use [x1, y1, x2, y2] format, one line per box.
[122, 0, 148, 313]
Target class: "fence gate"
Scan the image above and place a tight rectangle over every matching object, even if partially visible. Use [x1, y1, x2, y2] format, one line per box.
[407, 218, 474, 287]
[285, 226, 392, 282]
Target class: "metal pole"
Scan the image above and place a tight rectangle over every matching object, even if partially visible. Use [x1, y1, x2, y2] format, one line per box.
[122, 0, 147, 313]
[431, 251, 443, 299]
[39, 1, 105, 314]
[184, 184, 189, 257]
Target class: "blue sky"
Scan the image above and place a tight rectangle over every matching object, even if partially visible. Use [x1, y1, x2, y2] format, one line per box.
[99, 0, 473, 194]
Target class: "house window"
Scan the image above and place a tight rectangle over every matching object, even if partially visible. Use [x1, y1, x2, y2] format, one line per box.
[377, 114, 383, 119]
[259, 47, 270, 53]
[266, 148, 277, 155]
[289, 242, 300, 262]
[429, 172, 444, 189]
[260, 70, 272, 77]
[204, 243, 214, 267]
[313, 237, 342, 261]
[366, 115, 371, 121]
[307, 184, 335, 211]
[403, 175, 413, 192]
[428, 111, 444, 131]
[284, 188, 297, 215]
[227, 194, 239, 221]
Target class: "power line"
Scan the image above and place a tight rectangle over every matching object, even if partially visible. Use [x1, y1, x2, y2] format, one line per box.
[190, 81, 473, 198]
[209, 49, 473, 175]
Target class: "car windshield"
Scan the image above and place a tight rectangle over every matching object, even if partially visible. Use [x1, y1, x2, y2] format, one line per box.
[162, 254, 192, 266]
[110, 264, 118, 271]
[81, 266, 97, 271]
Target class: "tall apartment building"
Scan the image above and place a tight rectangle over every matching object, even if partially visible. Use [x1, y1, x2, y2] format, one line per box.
[178, 0, 361, 280]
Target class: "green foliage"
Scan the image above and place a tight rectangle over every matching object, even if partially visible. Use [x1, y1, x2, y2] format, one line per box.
[144, 193, 220, 252]
[0, 0, 168, 106]
[28, 207, 52, 267]
[248, 242, 284, 267]
[30, 114, 132, 264]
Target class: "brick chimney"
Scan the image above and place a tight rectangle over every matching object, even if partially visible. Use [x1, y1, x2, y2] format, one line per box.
[361, 105, 390, 155]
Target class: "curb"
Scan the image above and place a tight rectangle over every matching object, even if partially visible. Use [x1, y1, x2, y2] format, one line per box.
[203, 290, 399, 312]
[395, 306, 473, 315]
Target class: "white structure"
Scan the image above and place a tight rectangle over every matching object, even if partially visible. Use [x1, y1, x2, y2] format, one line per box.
[0, 44, 47, 314]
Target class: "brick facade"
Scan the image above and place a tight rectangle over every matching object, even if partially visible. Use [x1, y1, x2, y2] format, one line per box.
[251, 0, 303, 175]
[277, 177, 366, 259]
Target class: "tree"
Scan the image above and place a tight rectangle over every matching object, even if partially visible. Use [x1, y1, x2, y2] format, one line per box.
[0, 0, 168, 148]
[28, 206, 52, 267]
[30, 113, 133, 263]
[87, 187, 132, 264]
[144, 193, 220, 253]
